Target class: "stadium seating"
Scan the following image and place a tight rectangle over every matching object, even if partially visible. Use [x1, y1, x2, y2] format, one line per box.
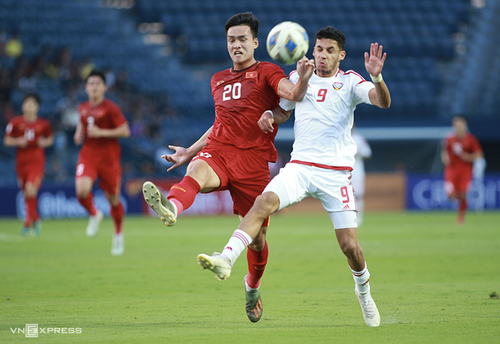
[1, 0, 499, 184]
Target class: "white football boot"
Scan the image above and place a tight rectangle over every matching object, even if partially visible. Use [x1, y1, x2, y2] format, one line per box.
[356, 289, 380, 327]
[142, 181, 177, 226]
[197, 252, 232, 281]
[86, 209, 103, 237]
[111, 233, 124, 256]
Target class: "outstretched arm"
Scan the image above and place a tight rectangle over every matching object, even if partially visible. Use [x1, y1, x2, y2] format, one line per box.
[365, 43, 391, 109]
[277, 56, 315, 102]
[162, 126, 213, 172]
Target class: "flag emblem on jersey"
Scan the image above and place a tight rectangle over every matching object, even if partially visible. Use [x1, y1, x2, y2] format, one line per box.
[217, 80, 225, 86]
[246, 71, 257, 78]
[333, 82, 343, 90]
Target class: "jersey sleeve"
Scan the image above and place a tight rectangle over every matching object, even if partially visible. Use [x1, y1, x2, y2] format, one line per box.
[470, 135, 483, 154]
[349, 71, 374, 106]
[77, 104, 85, 125]
[5, 121, 14, 137]
[278, 70, 298, 111]
[43, 120, 53, 137]
[109, 102, 128, 127]
[265, 63, 288, 95]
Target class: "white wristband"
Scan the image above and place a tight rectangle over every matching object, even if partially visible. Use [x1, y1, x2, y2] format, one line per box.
[265, 110, 274, 118]
[370, 73, 383, 83]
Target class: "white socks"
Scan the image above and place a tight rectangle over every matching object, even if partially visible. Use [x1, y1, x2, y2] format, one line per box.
[351, 263, 371, 294]
[221, 229, 253, 265]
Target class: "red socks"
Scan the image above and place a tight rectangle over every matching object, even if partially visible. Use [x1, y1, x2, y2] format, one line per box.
[111, 203, 124, 234]
[458, 199, 467, 224]
[24, 197, 39, 226]
[78, 193, 97, 216]
[246, 241, 269, 289]
[167, 176, 201, 215]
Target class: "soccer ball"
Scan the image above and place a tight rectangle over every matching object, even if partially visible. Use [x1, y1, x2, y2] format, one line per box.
[266, 21, 309, 65]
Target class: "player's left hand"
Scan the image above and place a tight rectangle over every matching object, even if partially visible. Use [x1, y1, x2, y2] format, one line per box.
[87, 125, 102, 138]
[258, 110, 275, 133]
[364, 43, 387, 77]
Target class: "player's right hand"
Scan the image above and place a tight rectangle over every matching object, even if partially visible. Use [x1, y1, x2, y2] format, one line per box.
[296, 56, 315, 80]
[162, 145, 192, 171]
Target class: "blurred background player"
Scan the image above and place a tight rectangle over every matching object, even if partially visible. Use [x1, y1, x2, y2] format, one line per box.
[351, 125, 372, 226]
[4, 93, 53, 236]
[74, 70, 130, 255]
[142, 12, 313, 322]
[198, 27, 391, 327]
[441, 115, 483, 224]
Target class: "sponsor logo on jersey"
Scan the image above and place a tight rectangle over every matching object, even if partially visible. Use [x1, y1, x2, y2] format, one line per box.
[246, 71, 257, 78]
[333, 82, 343, 90]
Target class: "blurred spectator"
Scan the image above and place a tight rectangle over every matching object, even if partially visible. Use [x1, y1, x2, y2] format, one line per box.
[0, 66, 12, 105]
[0, 29, 7, 56]
[45, 47, 72, 80]
[104, 67, 116, 90]
[115, 69, 128, 92]
[5, 32, 23, 58]
[79, 57, 95, 80]
[46, 157, 69, 184]
[55, 90, 79, 131]
[1, 100, 16, 126]
[18, 71, 37, 92]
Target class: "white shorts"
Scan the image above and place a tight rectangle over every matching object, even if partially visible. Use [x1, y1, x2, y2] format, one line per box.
[351, 172, 365, 198]
[264, 162, 358, 229]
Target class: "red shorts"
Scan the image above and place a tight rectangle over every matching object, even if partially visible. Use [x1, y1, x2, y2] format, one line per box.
[76, 157, 122, 195]
[17, 163, 44, 190]
[192, 145, 271, 226]
[444, 168, 471, 196]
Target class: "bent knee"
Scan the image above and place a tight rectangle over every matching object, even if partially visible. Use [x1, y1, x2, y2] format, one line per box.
[254, 193, 279, 214]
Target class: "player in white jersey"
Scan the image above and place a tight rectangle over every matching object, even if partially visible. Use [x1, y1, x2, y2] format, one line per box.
[351, 126, 372, 226]
[197, 27, 391, 327]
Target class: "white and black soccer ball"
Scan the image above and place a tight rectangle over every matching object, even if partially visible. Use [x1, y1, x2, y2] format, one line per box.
[266, 21, 309, 65]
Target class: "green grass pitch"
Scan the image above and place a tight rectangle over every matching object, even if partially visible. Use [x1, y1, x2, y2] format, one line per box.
[1, 211, 499, 343]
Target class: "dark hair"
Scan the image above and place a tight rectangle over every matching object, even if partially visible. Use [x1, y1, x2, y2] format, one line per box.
[86, 69, 106, 84]
[225, 12, 259, 38]
[22, 92, 41, 105]
[315, 27, 346, 51]
[453, 115, 467, 124]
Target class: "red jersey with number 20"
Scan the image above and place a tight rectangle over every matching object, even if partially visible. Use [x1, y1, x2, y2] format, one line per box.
[5, 116, 53, 170]
[209, 61, 286, 163]
[78, 99, 127, 162]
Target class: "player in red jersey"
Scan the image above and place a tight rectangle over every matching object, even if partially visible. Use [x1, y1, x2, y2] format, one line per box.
[142, 12, 314, 322]
[441, 116, 483, 224]
[4, 93, 53, 236]
[74, 70, 130, 255]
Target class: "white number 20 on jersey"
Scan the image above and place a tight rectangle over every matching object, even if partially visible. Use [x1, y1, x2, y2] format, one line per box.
[223, 83, 241, 101]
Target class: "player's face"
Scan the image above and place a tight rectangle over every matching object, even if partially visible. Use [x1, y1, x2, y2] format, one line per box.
[21, 98, 39, 117]
[453, 117, 467, 136]
[313, 38, 346, 77]
[85, 76, 107, 100]
[227, 25, 258, 70]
